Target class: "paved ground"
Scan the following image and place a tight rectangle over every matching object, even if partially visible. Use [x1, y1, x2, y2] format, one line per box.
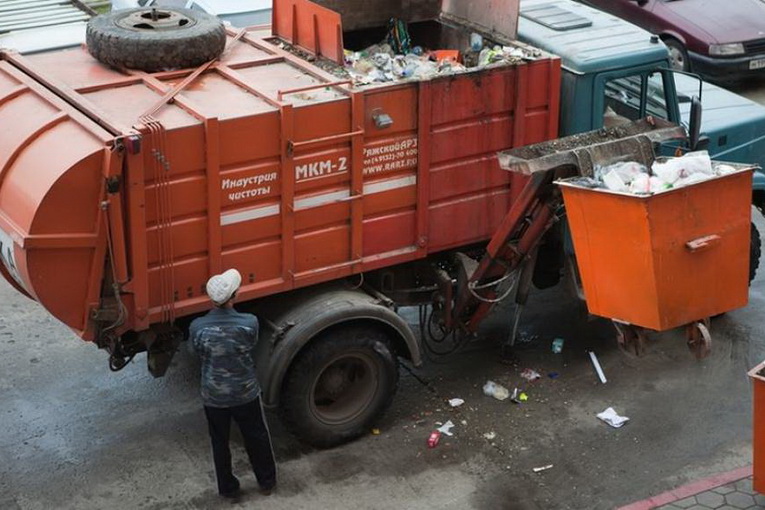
[2, 228, 765, 510]
[618, 466, 761, 510]
[4, 57, 765, 510]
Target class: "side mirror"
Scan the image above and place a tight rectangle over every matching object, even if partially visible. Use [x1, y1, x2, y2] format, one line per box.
[635, 0, 649, 6]
[688, 96, 703, 151]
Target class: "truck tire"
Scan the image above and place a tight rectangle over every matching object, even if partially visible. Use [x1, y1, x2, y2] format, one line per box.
[86, 8, 226, 72]
[280, 325, 399, 448]
[752, 222, 761, 283]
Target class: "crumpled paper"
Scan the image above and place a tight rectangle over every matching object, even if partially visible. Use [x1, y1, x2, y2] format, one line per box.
[597, 407, 629, 428]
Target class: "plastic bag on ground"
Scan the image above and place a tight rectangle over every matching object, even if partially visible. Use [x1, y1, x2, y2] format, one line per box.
[483, 380, 510, 401]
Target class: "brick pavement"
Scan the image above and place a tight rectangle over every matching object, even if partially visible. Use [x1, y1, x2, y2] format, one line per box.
[618, 467, 765, 510]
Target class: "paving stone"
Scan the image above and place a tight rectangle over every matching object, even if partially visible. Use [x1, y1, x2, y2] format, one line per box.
[753, 493, 765, 506]
[714, 486, 737, 496]
[654, 505, 682, 510]
[674, 497, 699, 508]
[697, 491, 726, 508]
[734, 479, 756, 495]
[716, 506, 740, 510]
[725, 492, 756, 509]
[684, 505, 712, 510]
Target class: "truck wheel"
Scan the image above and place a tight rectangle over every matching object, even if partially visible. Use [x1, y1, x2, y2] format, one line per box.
[280, 326, 399, 448]
[86, 8, 226, 72]
[751, 222, 761, 283]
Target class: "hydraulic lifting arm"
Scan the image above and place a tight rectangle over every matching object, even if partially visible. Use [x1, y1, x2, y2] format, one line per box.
[449, 118, 687, 337]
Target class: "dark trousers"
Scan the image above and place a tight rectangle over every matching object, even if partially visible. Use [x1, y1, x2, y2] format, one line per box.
[203, 396, 277, 495]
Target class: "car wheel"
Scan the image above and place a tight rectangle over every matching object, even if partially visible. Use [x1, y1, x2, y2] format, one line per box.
[86, 7, 226, 72]
[664, 38, 690, 72]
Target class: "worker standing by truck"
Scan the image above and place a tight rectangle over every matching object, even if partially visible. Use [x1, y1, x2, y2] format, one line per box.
[190, 269, 277, 499]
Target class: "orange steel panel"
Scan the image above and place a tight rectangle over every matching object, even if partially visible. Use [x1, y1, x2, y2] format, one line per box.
[562, 171, 752, 331]
[0, 29, 561, 339]
[273, 0, 344, 64]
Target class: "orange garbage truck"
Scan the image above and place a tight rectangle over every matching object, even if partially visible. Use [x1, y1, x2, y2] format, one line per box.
[0, 0, 708, 446]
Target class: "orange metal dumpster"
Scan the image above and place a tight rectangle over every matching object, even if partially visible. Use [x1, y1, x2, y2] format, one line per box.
[559, 166, 753, 331]
[749, 360, 765, 494]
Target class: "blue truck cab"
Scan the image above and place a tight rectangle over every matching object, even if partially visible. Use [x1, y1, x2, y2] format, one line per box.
[517, 0, 765, 210]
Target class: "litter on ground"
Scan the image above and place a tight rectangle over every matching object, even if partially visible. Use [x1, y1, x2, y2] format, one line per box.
[589, 351, 607, 384]
[483, 380, 511, 401]
[448, 398, 465, 408]
[437, 420, 455, 436]
[520, 368, 541, 381]
[597, 407, 630, 428]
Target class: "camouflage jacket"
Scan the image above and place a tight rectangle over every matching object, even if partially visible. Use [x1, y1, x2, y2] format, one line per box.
[189, 307, 261, 408]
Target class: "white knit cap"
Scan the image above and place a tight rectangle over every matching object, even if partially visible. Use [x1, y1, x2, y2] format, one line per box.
[206, 269, 242, 305]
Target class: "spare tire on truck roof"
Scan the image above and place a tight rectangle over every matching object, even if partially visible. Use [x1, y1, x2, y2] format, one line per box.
[86, 7, 226, 73]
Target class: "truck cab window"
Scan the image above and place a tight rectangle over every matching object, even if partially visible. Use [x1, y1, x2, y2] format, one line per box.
[603, 72, 669, 127]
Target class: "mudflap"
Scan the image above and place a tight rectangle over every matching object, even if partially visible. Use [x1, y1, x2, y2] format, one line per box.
[146, 325, 183, 378]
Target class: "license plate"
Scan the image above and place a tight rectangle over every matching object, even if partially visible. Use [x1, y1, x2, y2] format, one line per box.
[750, 58, 765, 70]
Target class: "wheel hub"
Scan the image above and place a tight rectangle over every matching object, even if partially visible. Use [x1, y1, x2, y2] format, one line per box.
[116, 9, 196, 31]
[311, 355, 378, 425]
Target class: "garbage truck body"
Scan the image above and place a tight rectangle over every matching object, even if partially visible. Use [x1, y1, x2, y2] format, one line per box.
[0, 0, 570, 445]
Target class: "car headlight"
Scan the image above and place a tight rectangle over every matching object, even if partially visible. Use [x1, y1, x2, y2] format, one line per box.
[709, 43, 745, 56]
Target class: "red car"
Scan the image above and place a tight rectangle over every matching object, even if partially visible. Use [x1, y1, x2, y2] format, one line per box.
[578, 0, 765, 82]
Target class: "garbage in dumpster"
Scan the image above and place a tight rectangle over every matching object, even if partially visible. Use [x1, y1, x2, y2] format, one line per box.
[371, 428, 381, 435]
[437, 420, 455, 436]
[581, 151, 738, 195]
[432, 49, 461, 63]
[483, 380, 511, 401]
[597, 407, 630, 428]
[518, 392, 529, 402]
[427, 430, 441, 448]
[470, 33, 483, 52]
[339, 18, 538, 87]
[520, 368, 541, 381]
[483, 431, 497, 440]
[448, 398, 465, 408]
[552, 338, 565, 354]
[548, 372, 560, 379]
[386, 18, 412, 55]
[589, 351, 607, 384]
[533, 464, 554, 473]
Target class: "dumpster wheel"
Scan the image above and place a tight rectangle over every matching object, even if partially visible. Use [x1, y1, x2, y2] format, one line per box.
[613, 322, 647, 357]
[86, 7, 226, 72]
[686, 320, 712, 359]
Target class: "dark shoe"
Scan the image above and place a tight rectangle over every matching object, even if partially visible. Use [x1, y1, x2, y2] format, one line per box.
[220, 488, 241, 500]
[219, 479, 242, 499]
[259, 484, 275, 496]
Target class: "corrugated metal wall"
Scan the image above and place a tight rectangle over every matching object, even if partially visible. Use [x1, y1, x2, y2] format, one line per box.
[0, 0, 91, 34]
